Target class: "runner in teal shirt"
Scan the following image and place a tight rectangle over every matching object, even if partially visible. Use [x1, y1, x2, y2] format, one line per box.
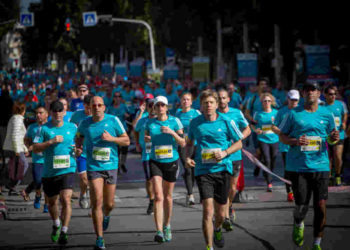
[32, 101, 78, 244]
[175, 92, 201, 207]
[323, 85, 348, 186]
[278, 82, 339, 250]
[217, 88, 251, 231]
[185, 90, 242, 249]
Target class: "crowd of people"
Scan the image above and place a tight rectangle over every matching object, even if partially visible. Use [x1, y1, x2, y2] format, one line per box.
[0, 69, 349, 250]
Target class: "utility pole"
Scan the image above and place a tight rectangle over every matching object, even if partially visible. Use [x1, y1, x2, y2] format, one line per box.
[217, 19, 222, 80]
[274, 24, 282, 83]
[198, 36, 203, 56]
[243, 22, 249, 53]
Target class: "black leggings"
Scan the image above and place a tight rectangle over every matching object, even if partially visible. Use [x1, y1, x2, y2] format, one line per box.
[282, 152, 292, 193]
[178, 147, 195, 195]
[259, 141, 279, 185]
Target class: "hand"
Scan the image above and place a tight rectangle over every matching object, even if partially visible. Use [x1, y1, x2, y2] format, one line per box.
[214, 150, 227, 162]
[255, 129, 263, 135]
[185, 158, 195, 168]
[139, 103, 146, 113]
[75, 148, 83, 157]
[161, 126, 174, 135]
[298, 134, 309, 146]
[144, 135, 151, 142]
[330, 129, 340, 142]
[136, 143, 142, 153]
[51, 135, 63, 144]
[24, 151, 30, 157]
[101, 130, 114, 142]
[271, 125, 280, 135]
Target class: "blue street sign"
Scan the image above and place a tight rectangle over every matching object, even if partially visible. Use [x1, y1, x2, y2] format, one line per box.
[82, 12, 98, 27]
[20, 13, 34, 27]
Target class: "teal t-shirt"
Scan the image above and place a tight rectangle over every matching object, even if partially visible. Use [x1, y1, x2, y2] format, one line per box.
[253, 109, 279, 144]
[279, 106, 336, 172]
[78, 114, 126, 172]
[40, 122, 77, 178]
[188, 113, 243, 176]
[165, 93, 180, 115]
[274, 106, 293, 152]
[135, 116, 152, 161]
[26, 123, 44, 164]
[107, 104, 129, 130]
[324, 100, 348, 140]
[229, 92, 242, 109]
[175, 108, 201, 138]
[218, 108, 248, 162]
[145, 116, 183, 163]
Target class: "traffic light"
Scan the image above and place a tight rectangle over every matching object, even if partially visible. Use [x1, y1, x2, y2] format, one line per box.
[66, 22, 71, 32]
[65, 18, 71, 33]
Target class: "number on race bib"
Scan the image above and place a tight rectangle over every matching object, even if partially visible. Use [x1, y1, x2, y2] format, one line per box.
[301, 136, 322, 152]
[201, 148, 221, 164]
[53, 155, 70, 169]
[155, 145, 173, 159]
[92, 147, 111, 161]
[145, 142, 152, 154]
[334, 117, 341, 127]
[262, 124, 273, 134]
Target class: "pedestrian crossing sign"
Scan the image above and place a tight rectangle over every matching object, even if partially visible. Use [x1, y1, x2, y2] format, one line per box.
[20, 13, 34, 27]
[83, 12, 98, 27]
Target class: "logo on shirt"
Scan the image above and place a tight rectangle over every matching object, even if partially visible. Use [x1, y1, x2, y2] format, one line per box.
[104, 124, 109, 127]
[320, 120, 324, 124]
[67, 131, 70, 135]
[218, 128, 222, 132]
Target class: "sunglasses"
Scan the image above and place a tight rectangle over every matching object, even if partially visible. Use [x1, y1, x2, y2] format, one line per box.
[79, 89, 88, 92]
[92, 104, 104, 108]
[155, 103, 166, 107]
[52, 110, 63, 113]
[327, 93, 336, 96]
[114, 95, 121, 98]
[263, 100, 272, 103]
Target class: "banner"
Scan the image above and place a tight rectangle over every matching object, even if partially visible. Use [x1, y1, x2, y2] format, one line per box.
[236, 53, 257, 85]
[101, 62, 112, 75]
[115, 63, 127, 77]
[305, 45, 331, 82]
[163, 64, 179, 80]
[129, 59, 144, 77]
[192, 56, 210, 81]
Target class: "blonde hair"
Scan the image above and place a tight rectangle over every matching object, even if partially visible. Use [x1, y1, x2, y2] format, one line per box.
[260, 93, 276, 107]
[200, 89, 219, 104]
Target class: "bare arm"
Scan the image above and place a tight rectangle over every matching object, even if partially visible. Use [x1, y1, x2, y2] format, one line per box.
[33, 135, 63, 153]
[241, 125, 251, 140]
[101, 131, 130, 146]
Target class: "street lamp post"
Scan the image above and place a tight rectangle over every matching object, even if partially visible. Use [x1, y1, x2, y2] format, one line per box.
[98, 15, 156, 71]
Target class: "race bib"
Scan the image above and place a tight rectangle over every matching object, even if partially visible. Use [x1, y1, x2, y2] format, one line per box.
[201, 148, 221, 164]
[155, 145, 173, 159]
[53, 155, 70, 169]
[262, 124, 273, 134]
[145, 142, 152, 154]
[168, 104, 173, 110]
[125, 101, 132, 107]
[334, 116, 341, 127]
[301, 136, 322, 152]
[184, 133, 188, 141]
[92, 147, 111, 161]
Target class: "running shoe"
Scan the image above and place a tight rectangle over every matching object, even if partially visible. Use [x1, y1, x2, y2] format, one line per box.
[213, 228, 225, 248]
[311, 244, 322, 250]
[34, 195, 41, 209]
[267, 183, 273, 192]
[229, 207, 236, 223]
[79, 193, 89, 209]
[58, 232, 68, 245]
[95, 236, 106, 250]
[188, 195, 195, 206]
[222, 218, 233, 232]
[154, 230, 165, 243]
[163, 225, 172, 242]
[292, 224, 304, 247]
[146, 201, 154, 215]
[103, 215, 110, 231]
[51, 225, 61, 242]
[206, 246, 214, 250]
[335, 177, 342, 186]
[287, 192, 294, 202]
[43, 204, 49, 213]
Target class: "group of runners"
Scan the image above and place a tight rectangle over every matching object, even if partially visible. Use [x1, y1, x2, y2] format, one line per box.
[1, 70, 349, 250]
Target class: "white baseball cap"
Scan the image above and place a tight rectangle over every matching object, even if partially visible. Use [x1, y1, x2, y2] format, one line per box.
[287, 89, 300, 100]
[154, 96, 168, 105]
